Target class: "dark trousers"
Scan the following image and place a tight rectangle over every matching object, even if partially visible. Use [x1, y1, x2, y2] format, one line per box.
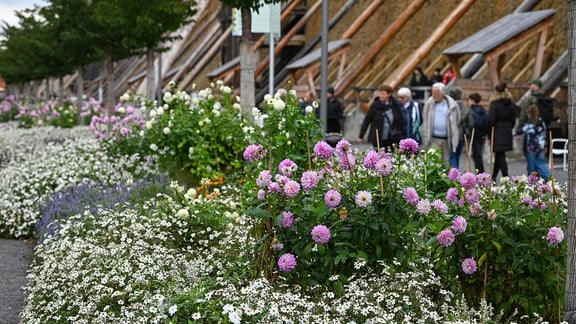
[492, 151, 508, 181]
[471, 137, 485, 173]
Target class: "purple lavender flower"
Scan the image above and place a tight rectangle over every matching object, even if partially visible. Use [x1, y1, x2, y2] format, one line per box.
[461, 258, 478, 274]
[278, 253, 297, 272]
[416, 199, 431, 215]
[279, 159, 298, 177]
[437, 228, 455, 247]
[452, 216, 467, 234]
[335, 139, 352, 155]
[355, 190, 373, 207]
[446, 187, 459, 203]
[432, 199, 448, 214]
[399, 138, 419, 154]
[447, 168, 460, 181]
[547, 226, 564, 245]
[281, 211, 294, 228]
[324, 190, 342, 208]
[464, 188, 479, 203]
[256, 170, 272, 188]
[243, 144, 267, 161]
[458, 172, 476, 189]
[311, 224, 331, 244]
[362, 150, 380, 169]
[313, 141, 334, 159]
[375, 157, 393, 176]
[283, 180, 301, 198]
[403, 187, 419, 205]
[301, 171, 320, 191]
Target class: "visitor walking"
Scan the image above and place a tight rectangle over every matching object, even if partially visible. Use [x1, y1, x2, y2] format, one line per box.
[488, 83, 517, 182]
[397, 87, 422, 144]
[446, 87, 474, 168]
[467, 93, 489, 173]
[516, 104, 551, 181]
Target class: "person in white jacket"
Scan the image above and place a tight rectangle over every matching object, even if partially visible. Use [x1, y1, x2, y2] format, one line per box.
[420, 82, 461, 163]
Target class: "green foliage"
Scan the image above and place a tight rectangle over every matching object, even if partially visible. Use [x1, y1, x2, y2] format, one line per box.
[422, 172, 567, 321]
[47, 100, 79, 128]
[142, 82, 250, 186]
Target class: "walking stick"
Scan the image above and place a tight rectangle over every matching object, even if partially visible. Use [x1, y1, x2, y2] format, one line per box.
[465, 129, 474, 172]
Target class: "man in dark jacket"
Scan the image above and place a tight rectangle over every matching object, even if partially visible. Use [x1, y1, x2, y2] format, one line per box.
[358, 85, 406, 151]
[326, 87, 344, 134]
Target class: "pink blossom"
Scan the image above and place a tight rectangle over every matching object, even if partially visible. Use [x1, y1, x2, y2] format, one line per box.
[447, 168, 460, 181]
[432, 199, 448, 214]
[458, 172, 476, 189]
[475, 173, 492, 187]
[281, 211, 294, 228]
[547, 226, 565, 245]
[279, 159, 298, 177]
[416, 199, 431, 215]
[399, 138, 419, 154]
[267, 182, 281, 194]
[362, 150, 380, 169]
[469, 203, 482, 216]
[335, 139, 352, 155]
[355, 190, 372, 207]
[437, 229, 455, 247]
[446, 187, 459, 203]
[313, 141, 334, 159]
[403, 187, 419, 205]
[528, 173, 539, 185]
[283, 180, 301, 197]
[256, 170, 272, 187]
[324, 190, 342, 208]
[301, 171, 320, 191]
[461, 258, 478, 274]
[311, 225, 331, 244]
[464, 188, 479, 203]
[257, 189, 266, 200]
[452, 216, 467, 234]
[375, 157, 393, 176]
[338, 152, 356, 170]
[278, 253, 297, 272]
[243, 144, 267, 161]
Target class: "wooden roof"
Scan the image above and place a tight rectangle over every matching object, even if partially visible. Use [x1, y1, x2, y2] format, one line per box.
[443, 9, 556, 55]
[285, 39, 351, 70]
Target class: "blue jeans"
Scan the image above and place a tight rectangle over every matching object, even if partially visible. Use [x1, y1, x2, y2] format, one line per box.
[449, 140, 464, 168]
[525, 150, 551, 181]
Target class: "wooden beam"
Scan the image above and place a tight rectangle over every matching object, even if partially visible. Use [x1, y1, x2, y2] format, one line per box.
[334, 0, 428, 95]
[383, 0, 477, 89]
[533, 28, 548, 78]
[341, 0, 383, 40]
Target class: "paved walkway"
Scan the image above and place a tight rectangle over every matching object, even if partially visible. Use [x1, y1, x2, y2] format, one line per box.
[0, 149, 567, 322]
[0, 239, 34, 324]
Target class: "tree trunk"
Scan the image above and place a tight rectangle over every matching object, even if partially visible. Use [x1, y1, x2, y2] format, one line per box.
[240, 8, 255, 116]
[76, 66, 84, 125]
[146, 47, 156, 100]
[564, 1, 576, 322]
[58, 76, 64, 103]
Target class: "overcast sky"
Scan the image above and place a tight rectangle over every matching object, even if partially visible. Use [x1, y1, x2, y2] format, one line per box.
[0, 0, 45, 28]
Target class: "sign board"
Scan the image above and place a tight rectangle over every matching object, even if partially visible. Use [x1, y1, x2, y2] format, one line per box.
[232, 3, 281, 40]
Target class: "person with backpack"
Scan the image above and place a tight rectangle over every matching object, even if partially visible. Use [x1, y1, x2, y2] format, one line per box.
[515, 104, 551, 181]
[446, 86, 474, 169]
[467, 93, 488, 173]
[488, 83, 518, 182]
[517, 78, 555, 129]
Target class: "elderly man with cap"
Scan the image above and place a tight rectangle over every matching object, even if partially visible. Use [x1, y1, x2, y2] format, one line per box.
[397, 87, 422, 143]
[517, 78, 545, 130]
[326, 86, 344, 134]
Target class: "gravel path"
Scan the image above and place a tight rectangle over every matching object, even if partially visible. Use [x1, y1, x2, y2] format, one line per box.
[0, 239, 34, 324]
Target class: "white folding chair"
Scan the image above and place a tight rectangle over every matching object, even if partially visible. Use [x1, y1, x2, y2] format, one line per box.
[550, 138, 568, 171]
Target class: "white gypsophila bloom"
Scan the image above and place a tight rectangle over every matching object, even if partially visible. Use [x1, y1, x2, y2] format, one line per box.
[264, 94, 272, 101]
[145, 121, 153, 129]
[150, 143, 158, 151]
[287, 140, 292, 145]
[163, 127, 170, 135]
[140, 106, 147, 114]
[176, 208, 189, 219]
[233, 103, 241, 110]
[120, 93, 130, 102]
[251, 107, 260, 117]
[139, 130, 145, 137]
[216, 80, 224, 86]
[157, 107, 165, 116]
[312, 101, 319, 108]
[163, 103, 169, 110]
[198, 89, 208, 100]
[213, 110, 220, 117]
[221, 86, 232, 94]
[168, 80, 176, 88]
[210, 82, 215, 88]
[289, 89, 297, 96]
[149, 110, 157, 118]
[184, 188, 197, 199]
[285, 132, 290, 139]
[273, 99, 285, 110]
[199, 121, 204, 127]
[203, 118, 211, 124]
[163, 91, 172, 101]
[242, 126, 254, 134]
[117, 106, 126, 114]
[305, 106, 313, 114]
[208, 94, 214, 100]
[236, 96, 241, 102]
[267, 99, 275, 107]
[192, 98, 199, 105]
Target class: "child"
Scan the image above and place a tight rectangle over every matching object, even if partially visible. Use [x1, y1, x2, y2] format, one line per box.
[517, 104, 551, 181]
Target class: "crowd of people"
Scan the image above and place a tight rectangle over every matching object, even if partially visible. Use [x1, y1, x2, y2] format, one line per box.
[353, 73, 555, 183]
